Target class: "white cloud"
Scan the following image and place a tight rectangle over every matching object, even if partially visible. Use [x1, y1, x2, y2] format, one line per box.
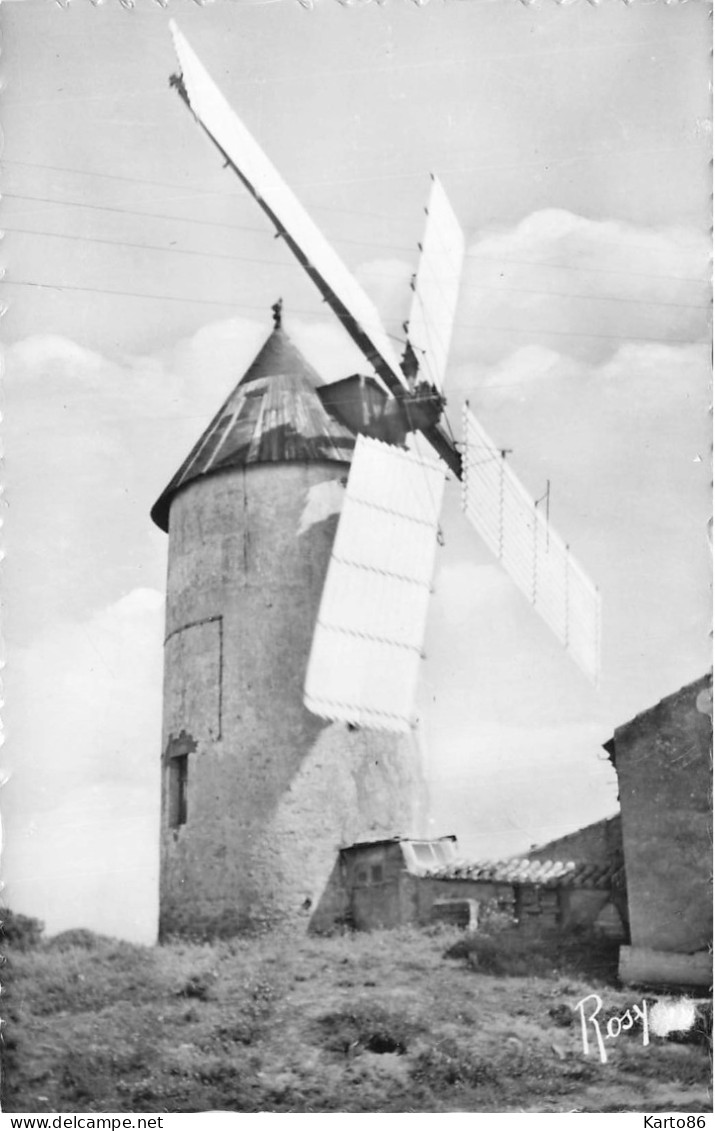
[3, 589, 164, 940]
[3, 783, 159, 944]
[7, 335, 109, 377]
[5, 588, 164, 802]
[477, 344, 572, 398]
[453, 209, 710, 371]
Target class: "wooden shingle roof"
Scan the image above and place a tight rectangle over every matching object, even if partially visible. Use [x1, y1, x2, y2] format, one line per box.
[151, 326, 356, 531]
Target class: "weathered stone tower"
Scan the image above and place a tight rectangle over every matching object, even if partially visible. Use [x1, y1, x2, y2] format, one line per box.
[151, 317, 427, 937]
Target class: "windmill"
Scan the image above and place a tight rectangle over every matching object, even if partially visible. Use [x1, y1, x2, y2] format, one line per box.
[165, 22, 601, 742]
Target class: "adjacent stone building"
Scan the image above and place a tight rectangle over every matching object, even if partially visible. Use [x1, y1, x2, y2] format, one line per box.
[151, 318, 427, 938]
[604, 674, 712, 986]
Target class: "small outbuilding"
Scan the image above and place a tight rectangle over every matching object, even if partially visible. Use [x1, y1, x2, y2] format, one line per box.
[314, 835, 626, 937]
[338, 836, 460, 930]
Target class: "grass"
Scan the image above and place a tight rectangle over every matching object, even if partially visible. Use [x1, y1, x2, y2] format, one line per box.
[1, 922, 711, 1113]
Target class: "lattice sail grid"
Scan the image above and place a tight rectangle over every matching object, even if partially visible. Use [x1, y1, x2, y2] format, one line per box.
[462, 407, 601, 682]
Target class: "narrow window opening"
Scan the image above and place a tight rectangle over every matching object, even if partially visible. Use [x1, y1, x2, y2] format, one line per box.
[168, 754, 188, 828]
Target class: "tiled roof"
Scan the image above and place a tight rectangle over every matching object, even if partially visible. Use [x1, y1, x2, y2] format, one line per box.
[426, 857, 624, 890]
[151, 326, 356, 531]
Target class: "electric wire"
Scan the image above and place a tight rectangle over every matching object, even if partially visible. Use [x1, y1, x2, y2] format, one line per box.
[4, 225, 709, 312]
[0, 158, 393, 223]
[4, 188, 708, 289]
[4, 157, 712, 263]
[5, 278, 707, 350]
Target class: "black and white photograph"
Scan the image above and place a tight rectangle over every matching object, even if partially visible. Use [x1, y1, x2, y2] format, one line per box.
[0, 0, 711, 1116]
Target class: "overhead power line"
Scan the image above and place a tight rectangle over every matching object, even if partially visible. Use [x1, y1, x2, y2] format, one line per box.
[4, 159, 712, 262]
[5, 278, 708, 348]
[4, 226, 297, 273]
[2, 192, 264, 236]
[5, 226, 710, 314]
[1, 192, 403, 255]
[4, 190, 709, 288]
[0, 158, 387, 223]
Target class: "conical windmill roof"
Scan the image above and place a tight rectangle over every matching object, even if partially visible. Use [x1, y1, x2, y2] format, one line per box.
[151, 325, 356, 531]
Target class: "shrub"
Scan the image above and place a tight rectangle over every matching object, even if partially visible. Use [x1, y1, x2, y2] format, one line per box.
[0, 909, 44, 951]
[444, 924, 620, 983]
[443, 932, 506, 974]
[44, 929, 107, 951]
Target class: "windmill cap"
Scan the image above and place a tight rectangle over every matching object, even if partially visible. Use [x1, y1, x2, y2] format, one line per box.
[150, 323, 356, 532]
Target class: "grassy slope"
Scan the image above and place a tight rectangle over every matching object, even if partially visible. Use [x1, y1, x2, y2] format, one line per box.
[2, 925, 711, 1114]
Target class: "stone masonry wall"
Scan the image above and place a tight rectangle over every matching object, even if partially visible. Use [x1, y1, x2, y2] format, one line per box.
[614, 674, 712, 954]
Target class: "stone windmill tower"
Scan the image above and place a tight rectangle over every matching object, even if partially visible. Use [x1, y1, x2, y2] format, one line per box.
[151, 307, 428, 938]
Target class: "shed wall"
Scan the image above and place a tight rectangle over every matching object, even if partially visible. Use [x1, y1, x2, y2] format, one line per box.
[405, 876, 515, 924]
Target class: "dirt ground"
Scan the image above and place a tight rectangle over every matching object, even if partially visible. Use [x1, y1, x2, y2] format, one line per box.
[2, 921, 711, 1113]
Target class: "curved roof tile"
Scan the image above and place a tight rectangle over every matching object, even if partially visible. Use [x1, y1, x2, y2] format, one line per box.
[426, 857, 620, 890]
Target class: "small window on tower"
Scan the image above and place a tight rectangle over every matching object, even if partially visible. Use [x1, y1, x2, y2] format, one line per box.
[168, 754, 188, 828]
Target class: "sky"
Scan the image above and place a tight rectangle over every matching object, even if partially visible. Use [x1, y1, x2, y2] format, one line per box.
[1, 0, 711, 944]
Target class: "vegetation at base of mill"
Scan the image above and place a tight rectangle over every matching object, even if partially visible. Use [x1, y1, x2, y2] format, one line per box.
[1, 917, 711, 1113]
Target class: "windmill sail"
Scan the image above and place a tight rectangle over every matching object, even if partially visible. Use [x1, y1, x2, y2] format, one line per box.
[304, 435, 446, 732]
[462, 407, 601, 682]
[169, 21, 408, 399]
[405, 176, 465, 393]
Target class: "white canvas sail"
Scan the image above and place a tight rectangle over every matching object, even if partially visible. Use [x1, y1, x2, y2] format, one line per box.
[405, 176, 464, 392]
[304, 435, 446, 732]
